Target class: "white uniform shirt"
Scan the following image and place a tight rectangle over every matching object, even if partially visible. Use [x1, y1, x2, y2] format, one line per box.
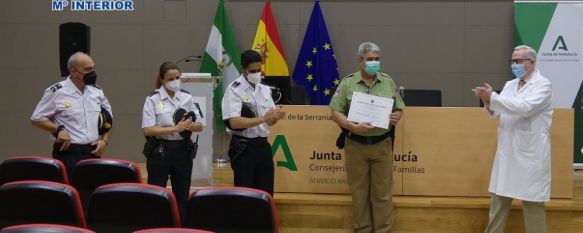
[221, 75, 275, 138]
[141, 87, 202, 141]
[487, 69, 553, 202]
[31, 77, 113, 145]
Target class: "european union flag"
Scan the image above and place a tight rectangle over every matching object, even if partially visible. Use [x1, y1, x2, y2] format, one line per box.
[292, 0, 339, 105]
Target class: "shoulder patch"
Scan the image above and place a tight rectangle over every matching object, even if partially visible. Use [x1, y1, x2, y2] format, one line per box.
[231, 81, 241, 88]
[180, 89, 190, 94]
[91, 84, 102, 90]
[333, 85, 342, 98]
[49, 83, 63, 93]
[149, 90, 159, 97]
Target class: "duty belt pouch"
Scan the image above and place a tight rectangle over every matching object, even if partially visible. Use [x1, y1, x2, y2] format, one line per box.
[142, 136, 159, 158]
[335, 128, 348, 149]
[228, 137, 248, 163]
[52, 142, 63, 158]
[186, 135, 199, 159]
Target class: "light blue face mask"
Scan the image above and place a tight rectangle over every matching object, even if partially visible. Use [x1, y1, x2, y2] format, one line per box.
[364, 60, 381, 75]
[511, 64, 526, 78]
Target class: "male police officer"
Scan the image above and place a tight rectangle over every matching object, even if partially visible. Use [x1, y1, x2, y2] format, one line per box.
[222, 50, 285, 196]
[330, 42, 405, 233]
[31, 52, 112, 178]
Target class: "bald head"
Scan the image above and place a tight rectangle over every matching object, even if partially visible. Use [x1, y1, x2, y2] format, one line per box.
[67, 52, 96, 88]
[67, 52, 93, 70]
[67, 52, 95, 78]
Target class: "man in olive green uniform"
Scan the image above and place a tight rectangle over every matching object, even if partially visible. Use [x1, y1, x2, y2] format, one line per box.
[330, 42, 405, 233]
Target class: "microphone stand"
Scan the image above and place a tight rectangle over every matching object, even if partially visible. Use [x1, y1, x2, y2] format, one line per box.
[176, 55, 234, 164]
[175, 55, 202, 65]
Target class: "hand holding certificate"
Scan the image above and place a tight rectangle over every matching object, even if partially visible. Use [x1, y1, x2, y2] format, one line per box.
[347, 92, 394, 129]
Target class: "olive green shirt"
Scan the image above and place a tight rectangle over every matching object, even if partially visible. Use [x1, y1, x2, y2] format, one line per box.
[329, 71, 405, 137]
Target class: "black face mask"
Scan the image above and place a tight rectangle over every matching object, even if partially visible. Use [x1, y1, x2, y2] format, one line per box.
[82, 71, 97, 85]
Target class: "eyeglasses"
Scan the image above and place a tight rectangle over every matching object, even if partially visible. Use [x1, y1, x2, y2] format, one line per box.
[510, 59, 532, 64]
[247, 69, 261, 73]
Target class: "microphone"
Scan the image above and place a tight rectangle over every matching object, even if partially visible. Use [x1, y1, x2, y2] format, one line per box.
[175, 55, 203, 65]
[263, 84, 282, 103]
[265, 85, 280, 91]
[175, 53, 234, 92]
[399, 86, 405, 99]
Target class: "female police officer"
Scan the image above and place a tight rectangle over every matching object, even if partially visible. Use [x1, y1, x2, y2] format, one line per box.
[141, 61, 203, 218]
[221, 50, 285, 196]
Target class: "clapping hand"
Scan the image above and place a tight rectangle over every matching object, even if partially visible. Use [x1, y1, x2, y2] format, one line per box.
[175, 117, 193, 132]
[473, 83, 493, 104]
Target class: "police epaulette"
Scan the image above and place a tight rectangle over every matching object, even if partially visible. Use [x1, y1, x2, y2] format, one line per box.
[149, 90, 159, 96]
[49, 83, 63, 93]
[180, 89, 190, 94]
[231, 81, 241, 88]
[344, 74, 354, 79]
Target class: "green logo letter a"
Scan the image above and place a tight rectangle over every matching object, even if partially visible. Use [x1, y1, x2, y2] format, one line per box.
[271, 135, 298, 171]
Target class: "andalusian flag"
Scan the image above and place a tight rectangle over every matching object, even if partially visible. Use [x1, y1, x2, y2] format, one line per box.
[200, 0, 241, 132]
[252, 0, 289, 76]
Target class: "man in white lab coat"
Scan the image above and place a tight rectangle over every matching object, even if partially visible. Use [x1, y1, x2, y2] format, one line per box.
[474, 45, 552, 233]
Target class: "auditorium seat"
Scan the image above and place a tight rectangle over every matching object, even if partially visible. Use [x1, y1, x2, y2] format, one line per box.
[0, 224, 95, 233]
[184, 187, 279, 233]
[86, 183, 180, 233]
[0, 156, 68, 185]
[0, 181, 85, 229]
[70, 158, 142, 208]
[133, 228, 214, 233]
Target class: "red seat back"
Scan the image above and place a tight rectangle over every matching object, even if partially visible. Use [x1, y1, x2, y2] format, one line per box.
[0, 181, 85, 229]
[1, 224, 94, 233]
[133, 228, 214, 233]
[0, 156, 68, 185]
[87, 183, 180, 232]
[185, 187, 279, 233]
[71, 158, 142, 208]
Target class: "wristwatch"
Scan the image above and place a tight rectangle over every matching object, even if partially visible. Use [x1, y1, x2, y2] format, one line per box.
[53, 125, 65, 137]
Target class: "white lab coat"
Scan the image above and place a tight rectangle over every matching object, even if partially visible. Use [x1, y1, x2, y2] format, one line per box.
[487, 69, 553, 202]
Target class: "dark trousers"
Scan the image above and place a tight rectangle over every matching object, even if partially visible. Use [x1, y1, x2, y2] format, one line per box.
[52, 143, 98, 179]
[229, 136, 274, 196]
[146, 143, 193, 221]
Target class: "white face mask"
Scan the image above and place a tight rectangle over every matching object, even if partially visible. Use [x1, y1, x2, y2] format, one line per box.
[164, 79, 180, 92]
[246, 72, 262, 84]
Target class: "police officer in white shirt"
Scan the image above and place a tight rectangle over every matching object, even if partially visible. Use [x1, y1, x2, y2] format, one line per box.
[222, 50, 285, 196]
[142, 61, 203, 219]
[31, 52, 112, 178]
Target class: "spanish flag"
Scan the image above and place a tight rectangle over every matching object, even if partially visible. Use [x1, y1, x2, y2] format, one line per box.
[252, 0, 289, 76]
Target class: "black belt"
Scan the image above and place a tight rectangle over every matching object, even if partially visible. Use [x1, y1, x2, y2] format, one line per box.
[68, 143, 93, 149]
[53, 143, 93, 150]
[347, 132, 390, 145]
[158, 139, 188, 149]
[52, 143, 96, 158]
[232, 135, 268, 146]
